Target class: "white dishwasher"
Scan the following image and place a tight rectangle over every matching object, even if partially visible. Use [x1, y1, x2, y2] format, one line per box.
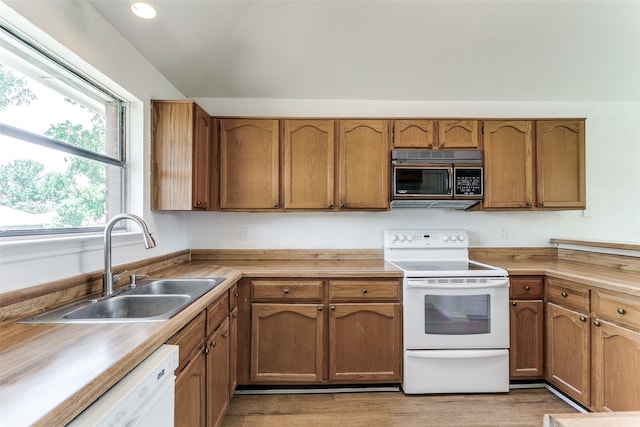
[68, 344, 179, 427]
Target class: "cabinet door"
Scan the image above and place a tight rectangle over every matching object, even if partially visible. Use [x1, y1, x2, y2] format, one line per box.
[175, 348, 207, 427]
[484, 120, 534, 208]
[438, 120, 480, 149]
[536, 120, 585, 209]
[229, 306, 238, 395]
[592, 319, 640, 411]
[338, 120, 390, 210]
[251, 303, 324, 382]
[192, 103, 211, 209]
[329, 303, 401, 382]
[509, 300, 544, 379]
[207, 317, 230, 427]
[546, 302, 591, 406]
[152, 100, 210, 210]
[393, 120, 436, 148]
[219, 119, 280, 209]
[283, 120, 335, 209]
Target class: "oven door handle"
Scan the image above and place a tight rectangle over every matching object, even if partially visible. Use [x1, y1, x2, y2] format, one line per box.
[406, 280, 509, 289]
[407, 349, 508, 359]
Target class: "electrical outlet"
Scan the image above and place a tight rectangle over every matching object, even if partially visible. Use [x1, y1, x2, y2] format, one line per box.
[498, 225, 508, 239]
[239, 227, 248, 241]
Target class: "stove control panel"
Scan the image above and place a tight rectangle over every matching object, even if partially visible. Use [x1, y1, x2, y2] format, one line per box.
[384, 229, 469, 249]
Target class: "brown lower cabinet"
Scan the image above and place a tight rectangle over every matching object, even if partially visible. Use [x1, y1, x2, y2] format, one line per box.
[546, 302, 591, 406]
[591, 289, 640, 411]
[544, 277, 640, 412]
[239, 278, 402, 385]
[509, 276, 545, 379]
[169, 288, 236, 427]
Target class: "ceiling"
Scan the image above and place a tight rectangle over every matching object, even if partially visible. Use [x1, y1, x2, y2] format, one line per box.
[87, 0, 640, 102]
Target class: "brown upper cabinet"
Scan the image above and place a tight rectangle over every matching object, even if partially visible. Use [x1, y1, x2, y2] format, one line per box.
[219, 119, 280, 210]
[483, 119, 585, 210]
[151, 100, 212, 210]
[338, 120, 390, 210]
[536, 120, 586, 209]
[393, 119, 436, 148]
[282, 120, 335, 210]
[438, 119, 481, 149]
[392, 119, 480, 149]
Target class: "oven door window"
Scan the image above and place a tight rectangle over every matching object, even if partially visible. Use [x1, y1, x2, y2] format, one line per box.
[424, 294, 490, 335]
[395, 167, 452, 196]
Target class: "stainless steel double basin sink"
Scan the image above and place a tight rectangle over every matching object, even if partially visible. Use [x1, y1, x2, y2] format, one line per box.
[19, 278, 226, 324]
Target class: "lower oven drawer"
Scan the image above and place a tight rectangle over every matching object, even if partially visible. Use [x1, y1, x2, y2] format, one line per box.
[403, 349, 509, 394]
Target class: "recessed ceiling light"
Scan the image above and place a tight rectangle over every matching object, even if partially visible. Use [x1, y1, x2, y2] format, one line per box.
[130, 0, 157, 19]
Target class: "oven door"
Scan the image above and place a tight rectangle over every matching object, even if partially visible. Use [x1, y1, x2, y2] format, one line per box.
[403, 277, 509, 349]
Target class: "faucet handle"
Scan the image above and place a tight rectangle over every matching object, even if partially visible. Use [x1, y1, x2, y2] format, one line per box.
[129, 273, 149, 288]
[112, 270, 128, 285]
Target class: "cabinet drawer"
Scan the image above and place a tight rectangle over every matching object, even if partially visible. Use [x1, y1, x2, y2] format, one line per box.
[510, 277, 544, 299]
[207, 293, 229, 335]
[546, 278, 590, 312]
[593, 290, 640, 331]
[168, 311, 206, 372]
[251, 280, 323, 301]
[328, 280, 400, 301]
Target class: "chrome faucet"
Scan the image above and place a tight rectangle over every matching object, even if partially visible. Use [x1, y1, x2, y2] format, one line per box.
[103, 214, 156, 296]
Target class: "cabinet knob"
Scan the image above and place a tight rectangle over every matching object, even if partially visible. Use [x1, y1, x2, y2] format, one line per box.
[511, 302, 517, 307]
[283, 288, 289, 295]
[272, 203, 278, 208]
[561, 292, 568, 298]
[328, 204, 333, 208]
[362, 289, 368, 294]
[317, 305, 323, 311]
[211, 340, 216, 348]
[594, 320, 601, 327]
[524, 285, 530, 291]
[330, 305, 336, 311]
[204, 346, 209, 355]
[617, 308, 626, 315]
[196, 201, 202, 206]
[579, 316, 587, 323]
[340, 203, 345, 208]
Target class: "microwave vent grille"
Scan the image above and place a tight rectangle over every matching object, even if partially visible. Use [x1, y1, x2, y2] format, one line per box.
[392, 149, 482, 164]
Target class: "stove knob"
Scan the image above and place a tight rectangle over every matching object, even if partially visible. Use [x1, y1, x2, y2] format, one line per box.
[391, 234, 399, 242]
[457, 235, 466, 242]
[442, 235, 449, 242]
[406, 235, 414, 242]
[398, 235, 406, 242]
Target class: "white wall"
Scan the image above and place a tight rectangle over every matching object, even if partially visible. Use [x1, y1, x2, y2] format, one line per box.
[189, 98, 640, 249]
[0, 1, 187, 293]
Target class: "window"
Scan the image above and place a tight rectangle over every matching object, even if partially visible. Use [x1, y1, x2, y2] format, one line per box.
[0, 23, 126, 236]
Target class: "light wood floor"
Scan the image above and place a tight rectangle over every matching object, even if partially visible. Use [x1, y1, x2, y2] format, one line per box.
[222, 388, 578, 426]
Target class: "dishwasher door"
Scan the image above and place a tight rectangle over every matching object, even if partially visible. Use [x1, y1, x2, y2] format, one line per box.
[67, 344, 179, 427]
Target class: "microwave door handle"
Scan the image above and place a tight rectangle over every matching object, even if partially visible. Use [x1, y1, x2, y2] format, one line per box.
[447, 167, 453, 196]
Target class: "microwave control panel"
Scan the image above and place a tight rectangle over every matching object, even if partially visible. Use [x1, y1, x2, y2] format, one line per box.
[454, 167, 483, 197]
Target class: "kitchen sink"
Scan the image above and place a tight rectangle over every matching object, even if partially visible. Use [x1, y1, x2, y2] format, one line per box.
[63, 295, 191, 320]
[127, 278, 225, 297]
[19, 277, 226, 324]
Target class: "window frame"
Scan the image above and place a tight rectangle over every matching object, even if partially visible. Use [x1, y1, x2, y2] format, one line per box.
[0, 22, 127, 237]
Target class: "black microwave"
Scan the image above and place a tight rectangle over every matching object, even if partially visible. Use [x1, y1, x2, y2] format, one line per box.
[391, 150, 483, 208]
[393, 165, 483, 197]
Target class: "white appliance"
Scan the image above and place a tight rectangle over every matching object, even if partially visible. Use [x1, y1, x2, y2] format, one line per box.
[68, 344, 179, 427]
[384, 229, 510, 394]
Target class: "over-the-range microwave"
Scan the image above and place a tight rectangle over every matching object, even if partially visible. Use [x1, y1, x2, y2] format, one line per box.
[391, 149, 483, 210]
